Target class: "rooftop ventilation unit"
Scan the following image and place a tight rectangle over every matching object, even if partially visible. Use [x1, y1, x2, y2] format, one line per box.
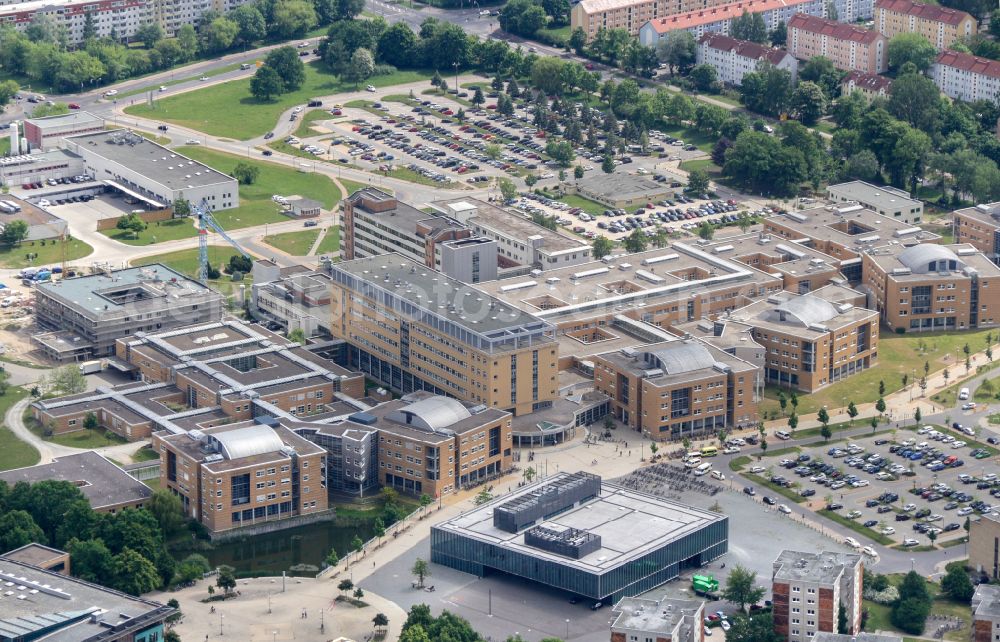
[642, 254, 679, 265]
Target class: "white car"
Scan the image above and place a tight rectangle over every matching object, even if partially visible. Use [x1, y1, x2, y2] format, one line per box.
[704, 627, 712, 637]
[963, 402, 977, 410]
[918, 426, 933, 435]
[293, 106, 303, 113]
[902, 538, 919, 547]
[37, 199, 50, 207]
[749, 466, 765, 474]
[830, 481, 846, 490]
[846, 510, 862, 519]
[104, 89, 118, 97]
[720, 621, 731, 632]
[851, 480, 869, 488]
[185, 139, 201, 145]
[844, 537, 860, 549]
[710, 470, 725, 481]
[779, 459, 795, 466]
[778, 504, 792, 514]
[926, 514, 943, 522]
[366, 85, 376, 92]
[958, 507, 975, 516]
[903, 503, 916, 512]
[952, 441, 967, 449]
[722, 446, 740, 455]
[199, 75, 209, 81]
[861, 546, 878, 557]
[881, 526, 895, 535]
[158, 85, 167, 92]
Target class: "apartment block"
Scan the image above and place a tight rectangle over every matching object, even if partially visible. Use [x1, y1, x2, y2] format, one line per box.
[955, 202, 1000, 264]
[974, 584, 1000, 642]
[862, 243, 1000, 332]
[840, 71, 893, 100]
[697, 33, 798, 86]
[640, 0, 825, 45]
[154, 421, 328, 533]
[874, 0, 975, 50]
[724, 286, 879, 392]
[827, 181, 923, 224]
[593, 338, 759, 440]
[572, 0, 669, 39]
[610, 597, 706, 642]
[931, 50, 1000, 103]
[787, 14, 887, 73]
[32, 264, 224, 363]
[329, 253, 560, 416]
[772, 550, 864, 642]
[0, 0, 151, 46]
[970, 513, 1000, 580]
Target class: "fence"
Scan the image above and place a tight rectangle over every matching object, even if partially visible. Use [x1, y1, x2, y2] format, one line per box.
[318, 503, 439, 579]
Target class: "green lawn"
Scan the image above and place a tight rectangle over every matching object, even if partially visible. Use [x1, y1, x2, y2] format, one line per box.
[101, 217, 198, 246]
[315, 226, 340, 254]
[659, 124, 718, 154]
[537, 24, 571, 44]
[132, 446, 160, 462]
[262, 229, 321, 256]
[124, 63, 437, 140]
[0, 387, 37, 471]
[742, 472, 806, 503]
[339, 178, 370, 197]
[295, 109, 332, 137]
[864, 574, 971, 640]
[679, 158, 722, 177]
[760, 329, 998, 417]
[144, 478, 162, 491]
[177, 146, 340, 230]
[559, 193, 608, 216]
[0, 237, 92, 268]
[118, 63, 244, 99]
[24, 408, 128, 448]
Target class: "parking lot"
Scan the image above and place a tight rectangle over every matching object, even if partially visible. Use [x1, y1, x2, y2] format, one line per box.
[741, 424, 1000, 550]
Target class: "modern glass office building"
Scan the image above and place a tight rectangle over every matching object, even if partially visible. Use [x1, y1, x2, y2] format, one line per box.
[431, 472, 728, 603]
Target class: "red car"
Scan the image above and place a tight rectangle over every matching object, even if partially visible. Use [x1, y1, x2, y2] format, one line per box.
[68, 103, 80, 109]
[585, 63, 595, 70]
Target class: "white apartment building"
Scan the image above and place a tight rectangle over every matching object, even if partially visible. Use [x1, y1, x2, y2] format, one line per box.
[0, 0, 151, 45]
[931, 49, 1000, 103]
[696, 32, 798, 86]
[772, 550, 864, 642]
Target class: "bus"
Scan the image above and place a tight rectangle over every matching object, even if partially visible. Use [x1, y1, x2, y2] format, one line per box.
[700, 445, 718, 457]
[694, 462, 713, 476]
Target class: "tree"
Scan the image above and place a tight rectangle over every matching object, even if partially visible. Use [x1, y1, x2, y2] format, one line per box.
[739, 64, 792, 117]
[569, 27, 587, 55]
[264, 46, 306, 92]
[288, 328, 306, 345]
[690, 61, 719, 92]
[818, 407, 830, 428]
[892, 597, 930, 634]
[601, 154, 615, 174]
[82, 411, 98, 430]
[146, 489, 185, 537]
[941, 565, 974, 602]
[875, 397, 886, 416]
[888, 33, 936, 72]
[47, 365, 86, 395]
[592, 235, 614, 259]
[0, 219, 28, 246]
[574, 165, 585, 180]
[135, 22, 163, 49]
[113, 548, 161, 595]
[686, 168, 710, 195]
[837, 602, 848, 635]
[344, 47, 374, 88]
[769, 21, 787, 46]
[250, 65, 283, 101]
[799, 56, 844, 101]
[656, 30, 697, 74]
[723, 564, 766, 613]
[116, 213, 146, 240]
[216, 565, 237, 595]
[790, 81, 826, 125]
[545, 140, 575, 167]
[411, 558, 430, 588]
[888, 72, 941, 135]
[499, 0, 546, 37]
[373, 612, 389, 634]
[200, 17, 239, 53]
[338, 578, 354, 594]
[68, 538, 114, 585]
[788, 413, 798, 432]
[354, 587, 365, 599]
[271, 0, 317, 38]
[0, 510, 45, 552]
[231, 5, 266, 45]
[325, 548, 339, 567]
[870, 416, 879, 432]
[624, 228, 647, 253]
[232, 162, 260, 185]
[727, 613, 783, 642]
[730, 10, 768, 43]
[723, 130, 806, 196]
[698, 221, 714, 240]
[350, 534, 364, 552]
[497, 177, 517, 202]
[471, 86, 485, 107]
[844, 150, 880, 182]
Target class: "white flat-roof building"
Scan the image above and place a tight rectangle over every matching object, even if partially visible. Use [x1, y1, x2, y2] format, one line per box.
[62, 129, 237, 211]
[826, 181, 923, 224]
[23, 111, 105, 151]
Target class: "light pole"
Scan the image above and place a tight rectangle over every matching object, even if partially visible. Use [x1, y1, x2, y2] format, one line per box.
[272, 630, 277, 642]
[453, 61, 459, 95]
[220, 613, 224, 636]
[565, 618, 570, 638]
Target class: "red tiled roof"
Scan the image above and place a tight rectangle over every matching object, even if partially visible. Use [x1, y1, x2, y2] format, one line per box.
[788, 13, 884, 44]
[841, 70, 893, 92]
[698, 32, 793, 65]
[644, 0, 811, 33]
[935, 49, 1000, 79]
[874, 0, 971, 26]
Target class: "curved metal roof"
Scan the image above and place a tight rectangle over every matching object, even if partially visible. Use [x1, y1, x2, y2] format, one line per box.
[213, 425, 284, 460]
[389, 396, 472, 432]
[773, 295, 839, 327]
[647, 342, 718, 374]
[898, 244, 961, 274]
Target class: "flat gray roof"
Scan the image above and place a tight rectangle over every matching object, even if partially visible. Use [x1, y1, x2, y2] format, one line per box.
[0, 556, 171, 642]
[433, 473, 726, 574]
[611, 596, 703, 636]
[827, 181, 921, 213]
[433, 197, 589, 254]
[64, 130, 234, 190]
[25, 110, 104, 131]
[0, 451, 152, 510]
[974, 583, 1000, 619]
[35, 264, 221, 321]
[332, 253, 556, 338]
[814, 634, 901, 642]
[772, 549, 861, 584]
[579, 173, 671, 200]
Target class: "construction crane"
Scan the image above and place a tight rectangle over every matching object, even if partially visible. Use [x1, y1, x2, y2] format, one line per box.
[193, 198, 252, 285]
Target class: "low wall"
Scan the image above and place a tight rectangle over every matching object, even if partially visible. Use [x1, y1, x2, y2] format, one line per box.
[208, 508, 337, 542]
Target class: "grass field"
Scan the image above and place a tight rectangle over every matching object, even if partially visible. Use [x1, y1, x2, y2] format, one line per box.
[24, 406, 128, 448]
[124, 63, 436, 140]
[659, 124, 718, 154]
[133, 446, 160, 462]
[0, 388, 37, 471]
[177, 146, 340, 230]
[0, 237, 92, 268]
[102, 217, 198, 246]
[295, 109, 332, 137]
[315, 226, 340, 254]
[262, 229, 321, 255]
[760, 329, 998, 417]
[118, 62, 244, 99]
[679, 158, 722, 177]
[339, 178, 370, 197]
[559, 193, 608, 217]
[864, 573, 970, 640]
[132, 246, 250, 299]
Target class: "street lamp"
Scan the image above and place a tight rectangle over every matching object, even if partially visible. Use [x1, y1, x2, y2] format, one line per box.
[453, 61, 459, 95]
[220, 613, 225, 636]
[565, 619, 570, 638]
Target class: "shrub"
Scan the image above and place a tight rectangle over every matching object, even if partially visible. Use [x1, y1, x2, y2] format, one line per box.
[373, 64, 397, 76]
[863, 585, 899, 605]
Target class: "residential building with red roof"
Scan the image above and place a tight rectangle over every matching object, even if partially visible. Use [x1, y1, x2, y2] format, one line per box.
[696, 33, 799, 85]
[874, 0, 975, 51]
[840, 70, 893, 99]
[638, 0, 824, 45]
[787, 13, 887, 73]
[931, 49, 1000, 103]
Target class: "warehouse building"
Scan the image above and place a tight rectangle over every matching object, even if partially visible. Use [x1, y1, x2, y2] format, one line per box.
[23, 111, 105, 151]
[62, 129, 238, 212]
[572, 173, 674, 208]
[431, 472, 728, 603]
[32, 264, 225, 362]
